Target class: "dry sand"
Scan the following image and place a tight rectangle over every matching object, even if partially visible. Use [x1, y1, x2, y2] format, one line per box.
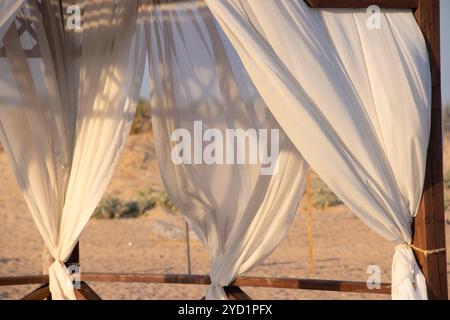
[0, 132, 449, 300]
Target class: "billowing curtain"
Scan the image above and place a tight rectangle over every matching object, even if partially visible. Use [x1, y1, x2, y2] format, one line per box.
[143, 0, 308, 300]
[206, 0, 431, 299]
[0, 0, 145, 299]
[0, 0, 24, 40]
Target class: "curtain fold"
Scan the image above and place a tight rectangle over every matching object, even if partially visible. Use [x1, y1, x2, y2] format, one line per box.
[143, 0, 308, 300]
[205, 0, 431, 299]
[0, 0, 145, 299]
[0, 0, 434, 301]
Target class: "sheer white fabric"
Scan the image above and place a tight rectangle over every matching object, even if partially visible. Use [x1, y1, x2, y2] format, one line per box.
[0, 0, 145, 299]
[206, 0, 431, 299]
[143, 1, 308, 300]
[0, 0, 24, 40]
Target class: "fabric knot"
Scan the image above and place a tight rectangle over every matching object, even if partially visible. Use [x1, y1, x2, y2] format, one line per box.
[398, 243, 446, 257]
[391, 244, 427, 300]
[205, 275, 228, 300]
[48, 260, 78, 300]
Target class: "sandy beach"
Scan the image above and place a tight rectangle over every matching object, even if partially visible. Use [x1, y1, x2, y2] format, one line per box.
[1, 131, 449, 300]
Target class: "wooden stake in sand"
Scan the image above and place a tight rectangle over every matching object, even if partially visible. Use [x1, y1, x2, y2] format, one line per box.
[305, 171, 314, 275]
[185, 221, 192, 275]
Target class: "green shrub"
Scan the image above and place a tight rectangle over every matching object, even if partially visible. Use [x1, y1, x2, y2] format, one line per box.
[92, 197, 123, 219]
[445, 197, 450, 212]
[444, 171, 450, 189]
[92, 189, 175, 220]
[137, 191, 157, 213]
[120, 201, 142, 219]
[130, 99, 152, 135]
[138, 189, 177, 212]
[309, 174, 343, 209]
[93, 197, 154, 220]
[444, 103, 450, 132]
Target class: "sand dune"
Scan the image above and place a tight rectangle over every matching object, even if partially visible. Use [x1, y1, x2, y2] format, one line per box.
[0, 132, 449, 300]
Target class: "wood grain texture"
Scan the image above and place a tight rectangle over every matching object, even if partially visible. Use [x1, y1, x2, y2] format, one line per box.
[305, 0, 418, 9]
[413, 0, 448, 300]
[0, 273, 391, 294]
[20, 284, 50, 300]
[225, 286, 252, 300]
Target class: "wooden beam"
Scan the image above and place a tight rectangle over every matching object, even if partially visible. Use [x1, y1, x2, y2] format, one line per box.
[76, 282, 102, 300]
[66, 242, 80, 267]
[156, 0, 419, 7]
[74, 289, 88, 300]
[0, 273, 391, 294]
[225, 286, 252, 300]
[0, 275, 48, 286]
[305, 0, 418, 9]
[412, 0, 448, 300]
[80, 273, 391, 294]
[21, 284, 50, 300]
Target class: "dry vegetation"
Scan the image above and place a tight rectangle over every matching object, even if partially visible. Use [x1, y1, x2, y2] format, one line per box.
[94, 99, 344, 219]
[0, 101, 449, 300]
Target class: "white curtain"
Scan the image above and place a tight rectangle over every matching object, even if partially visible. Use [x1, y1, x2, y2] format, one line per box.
[0, 0, 24, 41]
[0, 0, 145, 299]
[206, 0, 431, 300]
[143, 0, 308, 300]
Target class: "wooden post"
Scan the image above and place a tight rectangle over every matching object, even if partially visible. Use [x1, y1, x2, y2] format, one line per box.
[66, 242, 80, 267]
[63, 242, 79, 300]
[185, 222, 192, 275]
[64, 242, 102, 300]
[412, 0, 448, 300]
[306, 0, 447, 300]
[305, 171, 315, 274]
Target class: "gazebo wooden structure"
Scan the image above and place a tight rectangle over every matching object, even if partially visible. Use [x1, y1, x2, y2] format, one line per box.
[0, 0, 447, 300]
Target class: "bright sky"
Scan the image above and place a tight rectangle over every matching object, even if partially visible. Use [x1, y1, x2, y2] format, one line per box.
[141, 2, 450, 106]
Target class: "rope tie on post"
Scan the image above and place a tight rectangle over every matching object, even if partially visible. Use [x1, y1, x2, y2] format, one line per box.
[401, 243, 447, 257]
